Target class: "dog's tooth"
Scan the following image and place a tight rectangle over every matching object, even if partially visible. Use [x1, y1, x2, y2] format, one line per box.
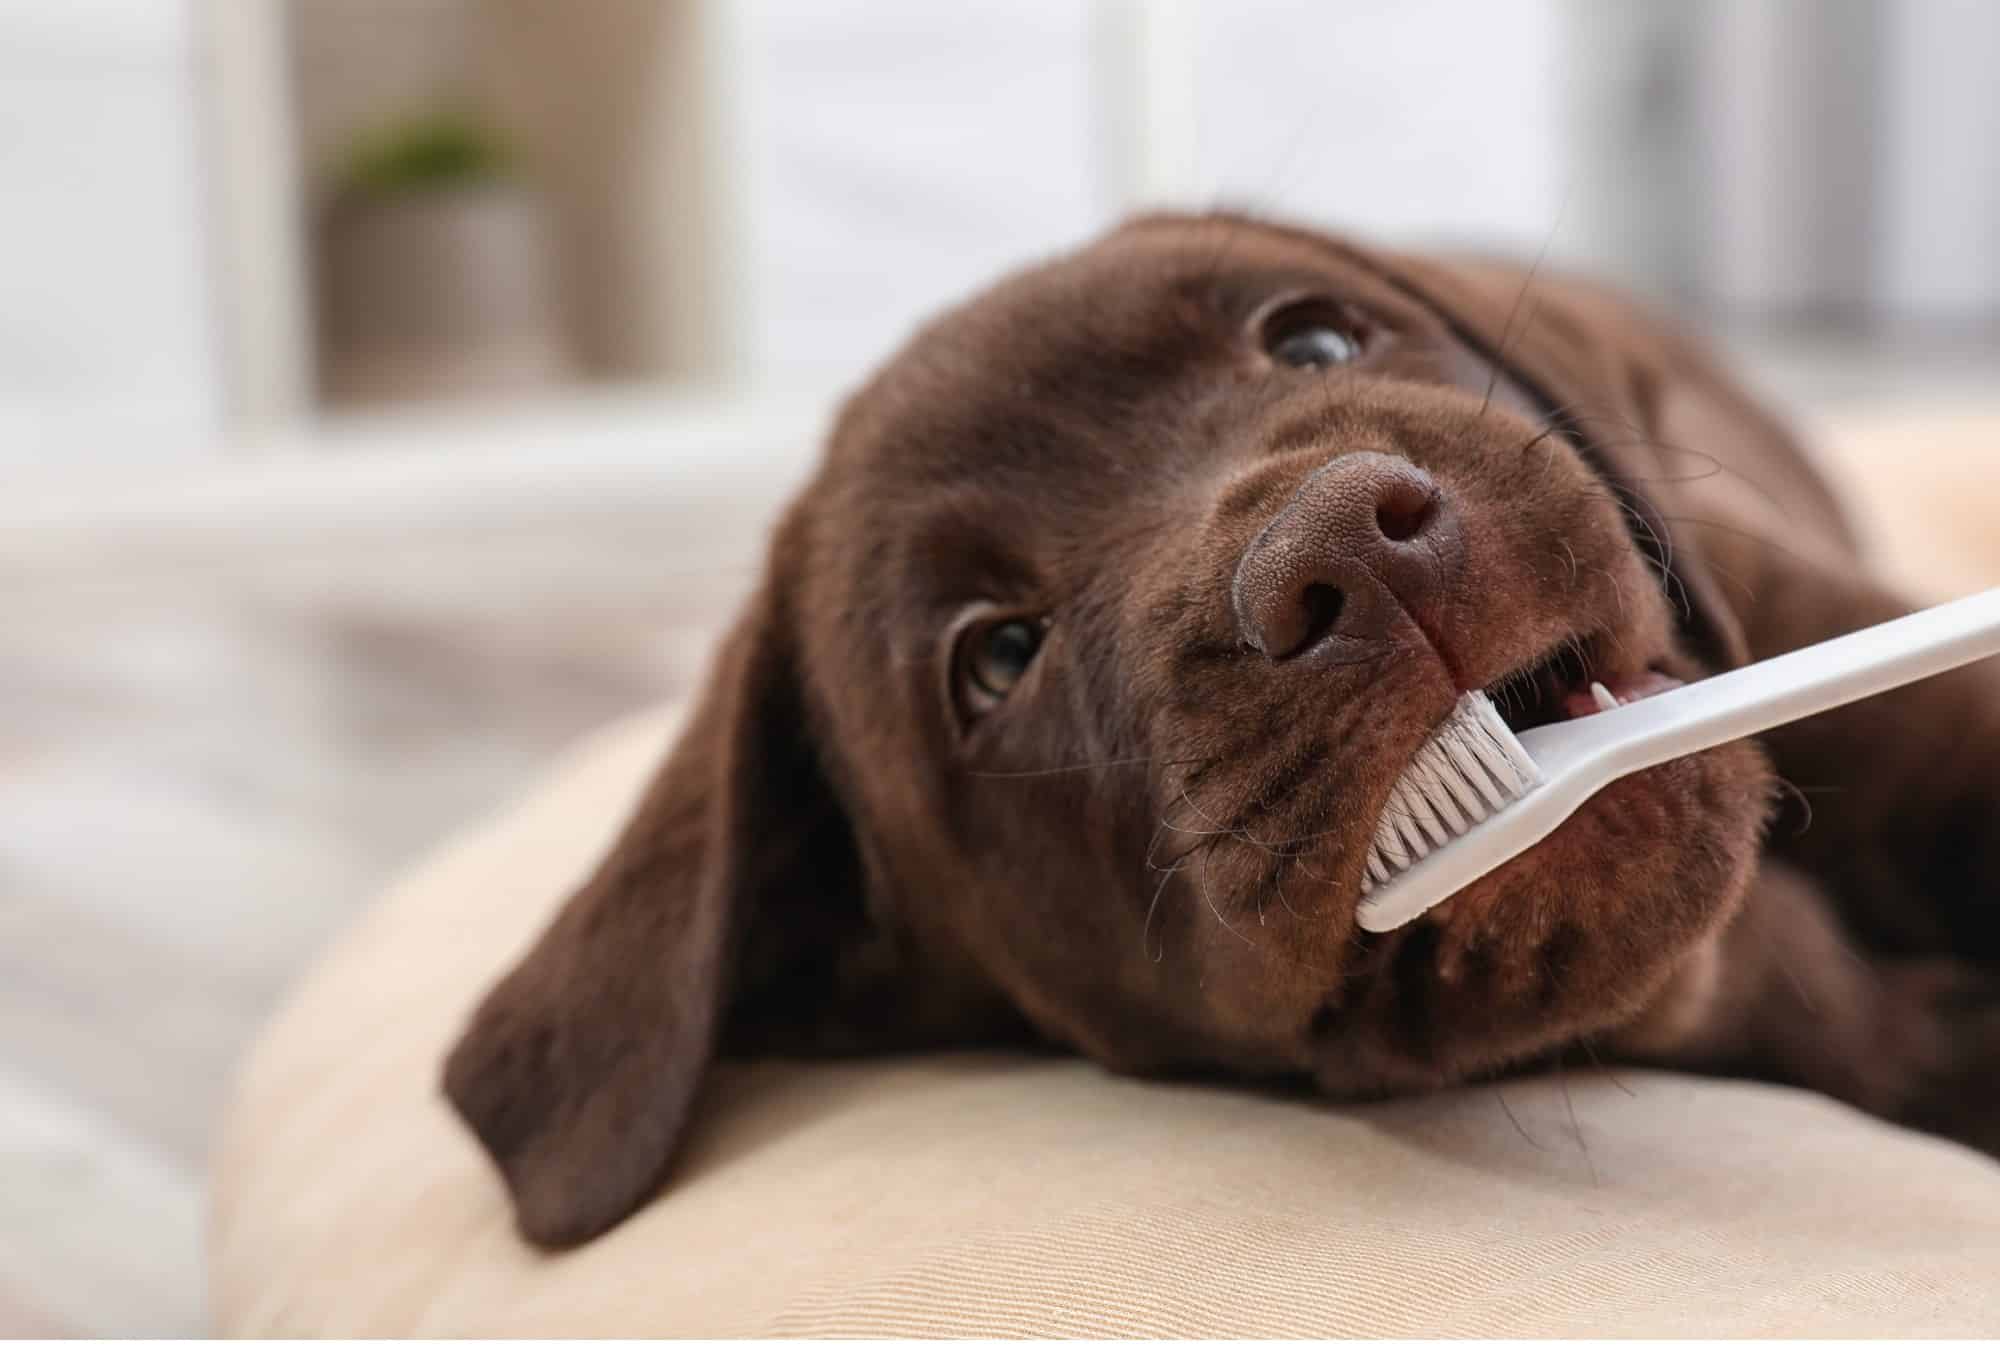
[1590, 680, 1620, 714]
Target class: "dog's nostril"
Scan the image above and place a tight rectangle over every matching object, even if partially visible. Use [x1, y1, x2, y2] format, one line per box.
[1374, 484, 1438, 543]
[1298, 582, 1345, 650]
[1231, 453, 1461, 662]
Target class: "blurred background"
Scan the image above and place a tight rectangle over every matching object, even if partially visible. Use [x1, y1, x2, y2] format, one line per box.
[3, 0, 1997, 1334]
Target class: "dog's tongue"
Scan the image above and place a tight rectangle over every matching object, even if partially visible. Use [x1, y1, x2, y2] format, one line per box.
[1560, 670, 1684, 720]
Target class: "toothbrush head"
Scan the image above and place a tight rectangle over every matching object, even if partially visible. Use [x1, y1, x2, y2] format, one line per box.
[1357, 690, 1541, 931]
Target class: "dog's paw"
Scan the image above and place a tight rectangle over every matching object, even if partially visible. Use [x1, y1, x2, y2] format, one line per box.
[1884, 959, 2000, 1158]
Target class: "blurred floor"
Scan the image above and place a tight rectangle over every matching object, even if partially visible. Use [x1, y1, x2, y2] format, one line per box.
[0, 329, 1993, 1334]
[0, 531, 743, 1335]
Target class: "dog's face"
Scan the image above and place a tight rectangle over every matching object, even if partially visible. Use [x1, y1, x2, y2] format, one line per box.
[446, 214, 1774, 1247]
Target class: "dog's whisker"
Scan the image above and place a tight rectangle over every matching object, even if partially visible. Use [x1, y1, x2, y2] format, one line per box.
[1612, 490, 1677, 577]
[1585, 564, 1628, 623]
[1142, 860, 1181, 963]
[1571, 426, 1801, 527]
[1491, 1078, 1550, 1152]
[1652, 512, 1820, 571]
[1759, 919, 1821, 1018]
[1512, 421, 1563, 459]
[1150, 830, 1222, 875]
[1158, 816, 1235, 839]
[971, 753, 1164, 779]
[1198, 846, 1256, 948]
[1480, 194, 1568, 420]
[1594, 488, 1693, 622]
[1558, 1068, 1600, 1187]
[1577, 1036, 1637, 1099]
[1769, 773, 1816, 839]
[1290, 852, 1334, 885]
[1175, 780, 1240, 836]
[1273, 868, 1304, 921]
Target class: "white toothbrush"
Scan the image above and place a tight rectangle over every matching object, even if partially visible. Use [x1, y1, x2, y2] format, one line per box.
[1357, 585, 2000, 933]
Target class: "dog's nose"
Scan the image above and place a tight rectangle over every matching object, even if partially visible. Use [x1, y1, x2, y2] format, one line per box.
[1231, 453, 1461, 661]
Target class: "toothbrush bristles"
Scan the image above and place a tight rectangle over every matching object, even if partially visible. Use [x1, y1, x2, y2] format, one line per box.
[1360, 691, 1541, 895]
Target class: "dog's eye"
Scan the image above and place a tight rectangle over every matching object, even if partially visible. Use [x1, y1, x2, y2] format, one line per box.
[1257, 297, 1366, 370]
[1270, 324, 1358, 369]
[962, 618, 1043, 706]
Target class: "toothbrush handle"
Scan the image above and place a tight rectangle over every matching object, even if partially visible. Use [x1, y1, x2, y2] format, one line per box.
[1529, 585, 2000, 778]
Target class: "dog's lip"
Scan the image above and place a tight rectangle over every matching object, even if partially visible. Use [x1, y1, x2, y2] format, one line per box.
[1479, 629, 1621, 733]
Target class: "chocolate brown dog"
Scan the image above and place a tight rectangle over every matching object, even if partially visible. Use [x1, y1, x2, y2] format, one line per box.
[445, 213, 2000, 1247]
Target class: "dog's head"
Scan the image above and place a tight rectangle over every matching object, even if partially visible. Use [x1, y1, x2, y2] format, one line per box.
[445, 214, 1774, 1246]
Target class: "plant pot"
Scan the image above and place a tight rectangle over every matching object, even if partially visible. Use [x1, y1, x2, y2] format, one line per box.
[317, 183, 575, 407]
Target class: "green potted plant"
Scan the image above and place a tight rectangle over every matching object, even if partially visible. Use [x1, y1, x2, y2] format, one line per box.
[318, 114, 574, 406]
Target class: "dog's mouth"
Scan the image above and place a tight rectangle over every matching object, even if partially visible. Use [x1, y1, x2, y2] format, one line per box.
[1351, 631, 1690, 928]
[1481, 632, 1683, 733]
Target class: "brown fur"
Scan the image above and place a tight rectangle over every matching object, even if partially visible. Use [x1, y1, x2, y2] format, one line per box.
[443, 214, 2000, 1247]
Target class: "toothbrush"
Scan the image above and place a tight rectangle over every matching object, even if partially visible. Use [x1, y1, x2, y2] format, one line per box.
[1357, 585, 2000, 934]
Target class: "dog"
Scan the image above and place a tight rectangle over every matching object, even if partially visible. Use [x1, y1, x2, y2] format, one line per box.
[443, 213, 2000, 1247]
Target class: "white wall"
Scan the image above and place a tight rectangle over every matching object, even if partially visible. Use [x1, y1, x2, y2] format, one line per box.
[738, 0, 1570, 388]
[1691, 0, 2000, 323]
[0, 0, 224, 461]
[739, 0, 1107, 383]
[1191, 0, 1566, 253]
[0, 0, 1591, 458]
[1880, 0, 2000, 323]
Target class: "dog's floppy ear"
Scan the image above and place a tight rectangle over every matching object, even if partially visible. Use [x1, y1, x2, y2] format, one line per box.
[442, 528, 888, 1247]
[1366, 249, 1790, 671]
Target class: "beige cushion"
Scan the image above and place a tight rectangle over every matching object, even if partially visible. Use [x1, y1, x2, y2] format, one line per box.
[211, 415, 2000, 1337]
[1809, 405, 2000, 601]
[211, 713, 2000, 1338]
